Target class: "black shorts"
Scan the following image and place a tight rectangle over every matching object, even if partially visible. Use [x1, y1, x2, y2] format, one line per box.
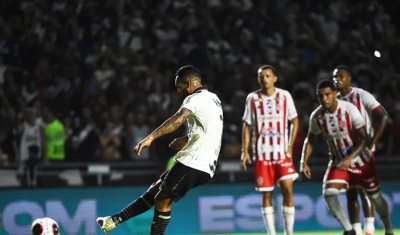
[158, 161, 211, 202]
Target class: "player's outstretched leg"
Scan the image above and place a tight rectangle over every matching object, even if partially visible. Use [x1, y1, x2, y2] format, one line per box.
[367, 189, 394, 235]
[323, 184, 355, 235]
[280, 179, 295, 235]
[96, 180, 160, 233]
[346, 187, 363, 235]
[151, 192, 172, 235]
[358, 187, 375, 235]
[261, 191, 276, 235]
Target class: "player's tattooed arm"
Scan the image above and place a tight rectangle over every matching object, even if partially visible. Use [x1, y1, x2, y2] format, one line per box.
[149, 108, 193, 140]
[347, 127, 368, 160]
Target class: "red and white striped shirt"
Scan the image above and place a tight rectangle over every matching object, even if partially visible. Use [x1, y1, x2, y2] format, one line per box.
[242, 88, 298, 161]
[337, 87, 381, 139]
[309, 100, 372, 166]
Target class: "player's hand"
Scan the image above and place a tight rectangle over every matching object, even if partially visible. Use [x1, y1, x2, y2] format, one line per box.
[241, 152, 252, 171]
[337, 157, 352, 171]
[169, 136, 188, 151]
[301, 162, 311, 179]
[134, 135, 154, 156]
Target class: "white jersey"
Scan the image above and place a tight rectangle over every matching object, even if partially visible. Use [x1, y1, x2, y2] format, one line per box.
[20, 119, 42, 161]
[309, 100, 372, 166]
[175, 88, 223, 177]
[337, 87, 381, 140]
[242, 88, 298, 161]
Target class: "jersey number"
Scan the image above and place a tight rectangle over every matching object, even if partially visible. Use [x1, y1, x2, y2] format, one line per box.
[209, 160, 217, 173]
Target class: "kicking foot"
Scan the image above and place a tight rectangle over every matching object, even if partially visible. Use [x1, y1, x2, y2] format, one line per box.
[96, 216, 117, 233]
[343, 230, 356, 235]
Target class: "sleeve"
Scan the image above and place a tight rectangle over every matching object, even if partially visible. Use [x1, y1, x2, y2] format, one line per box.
[360, 90, 381, 111]
[181, 94, 201, 113]
[242, 94, 253, 125]
[286, 92, 298, 121]
[308, 111, 321, 134]
[349, 104, 365, 129]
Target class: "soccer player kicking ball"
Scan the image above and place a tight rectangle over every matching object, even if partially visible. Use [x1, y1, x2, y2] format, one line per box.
[300, 79, 394, 235]
[97, 65, 224, 235]
[333, 65, 389, 235]
[242, 65, 299, 235]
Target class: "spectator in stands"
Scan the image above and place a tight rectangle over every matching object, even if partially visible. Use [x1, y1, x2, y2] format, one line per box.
[0, 107, 20, 163]
[0, 0, 399, 165]
[222, 132, 241, 159]
[100, 122, 121, 161]
[19, 108, 43, 163]
[42, 106, 65, 162]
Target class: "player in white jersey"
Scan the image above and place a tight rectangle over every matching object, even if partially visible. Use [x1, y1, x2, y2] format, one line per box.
[333, 65, 389, 235]
[300, 80, 394, 235]
[96, 65, 224, 235]
[241, 65, 299, 235]
[20, 109, 43, 162]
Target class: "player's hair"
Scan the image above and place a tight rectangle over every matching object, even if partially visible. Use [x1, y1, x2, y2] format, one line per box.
[258, 65, 276, 76]
[176, 65, 201, 82]
[334, 65, 351, 75]
[316, 79, 336, 91]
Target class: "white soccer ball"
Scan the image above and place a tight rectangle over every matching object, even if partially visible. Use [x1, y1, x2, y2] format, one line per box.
[31, 217, 60, 235]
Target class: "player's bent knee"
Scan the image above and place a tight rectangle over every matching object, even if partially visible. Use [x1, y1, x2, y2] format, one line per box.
[323, 188, 339, 197]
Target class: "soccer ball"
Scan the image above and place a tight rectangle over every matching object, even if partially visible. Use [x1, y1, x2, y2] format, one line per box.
[31, 217, 60, 235]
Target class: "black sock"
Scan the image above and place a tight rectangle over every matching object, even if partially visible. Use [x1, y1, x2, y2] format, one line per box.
[111, 192, 154, 225]
[150, 210, 171, 235]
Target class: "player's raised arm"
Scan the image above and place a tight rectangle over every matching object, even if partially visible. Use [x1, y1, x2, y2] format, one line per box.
[134, 107, 192, 155]
[241, 94, 253, 170]
[150, 108, 192, 140]
[300, 111, 321, 178]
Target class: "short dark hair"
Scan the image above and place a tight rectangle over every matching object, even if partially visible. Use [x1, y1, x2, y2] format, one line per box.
[258, 65, 276, 76]
[334, 65, 351, 75]
[175, 65, 201, 82]
[316, 79, 336, 91]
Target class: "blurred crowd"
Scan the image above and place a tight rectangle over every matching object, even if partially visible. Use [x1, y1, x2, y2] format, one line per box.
[0, 0, 400, 167]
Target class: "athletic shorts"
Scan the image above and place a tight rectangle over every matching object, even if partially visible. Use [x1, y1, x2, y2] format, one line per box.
[323, 158, 379, 192]
[159, 161, 211, 202]
[254, 157, 298, 192]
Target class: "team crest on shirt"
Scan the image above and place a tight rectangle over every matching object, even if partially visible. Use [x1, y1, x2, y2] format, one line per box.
[338, 120, 347, 129]
[256, 177, 263, 186]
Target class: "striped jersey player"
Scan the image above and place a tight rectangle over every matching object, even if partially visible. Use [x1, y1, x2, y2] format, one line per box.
[333, 65, 389, 235]
[243, 88, 298, 162]
[334, 66, 388, 153]
[241, 65, 299, 235]
[309, 100, 372, 168]
[300, 80, 394, 235]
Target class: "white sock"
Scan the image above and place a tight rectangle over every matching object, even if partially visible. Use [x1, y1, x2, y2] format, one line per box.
[364, 217, 375, 235]
[282, 206, 295, 235]
[262, 207, 276, 235]
[352, 223, 362, 235]
[323, 188, 353, 231]
[370, 192, 393, 234]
